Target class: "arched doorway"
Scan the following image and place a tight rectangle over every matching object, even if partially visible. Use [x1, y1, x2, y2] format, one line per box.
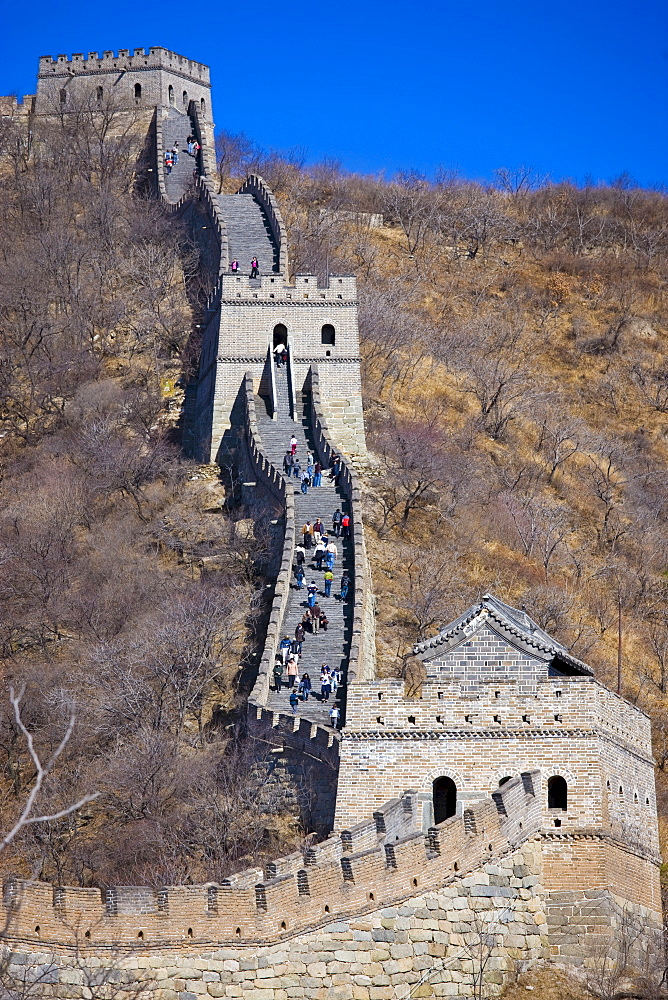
[498, 776, 512, 786]
[547, 776, 568, 810]
[433, 777, 457, 824]
[273, 323, 288, 349]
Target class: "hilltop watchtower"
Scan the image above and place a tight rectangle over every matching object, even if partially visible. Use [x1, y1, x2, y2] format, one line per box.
[35, 47, 212, 124]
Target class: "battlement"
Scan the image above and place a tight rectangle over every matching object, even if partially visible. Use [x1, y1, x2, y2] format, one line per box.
[345, 675, 653, 755]
[38, 48, 210, 85]
[0, 775, 541, 950]
[219, 273, 357, 303]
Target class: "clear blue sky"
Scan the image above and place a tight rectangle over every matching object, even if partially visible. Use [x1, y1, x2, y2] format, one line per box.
[2, 0, 666, 186]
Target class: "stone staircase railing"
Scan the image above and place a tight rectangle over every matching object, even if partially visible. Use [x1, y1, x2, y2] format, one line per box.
[238, 174, 288, 276]
[308, 365, 376, 686]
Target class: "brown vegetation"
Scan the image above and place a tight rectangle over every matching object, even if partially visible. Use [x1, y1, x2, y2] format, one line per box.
[0, 105, 301, 888]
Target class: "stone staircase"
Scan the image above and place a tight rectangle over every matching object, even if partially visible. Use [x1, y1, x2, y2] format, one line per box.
[162, 107, 198, 202]
[217, 194, 280, 276]
[256, 363, 353, 727]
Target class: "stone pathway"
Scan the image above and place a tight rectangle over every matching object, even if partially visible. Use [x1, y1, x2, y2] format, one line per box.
[256, 363, 353, 728]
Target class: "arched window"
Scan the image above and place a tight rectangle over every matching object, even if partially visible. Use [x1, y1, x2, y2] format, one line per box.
[273, 323, 287, 349]
[547, 776, 568, 811]
[59, 89, 67, 105]
[183, 90, 188, 107]
[134, 82, 142, 101]
[321, 323, 335, 345]
[201, 97, 206, 115]
[433, 777, 457, 824]
[96, 86, 103, 101]
[498, 776, 512, 786]
[168, 85, 174, 105]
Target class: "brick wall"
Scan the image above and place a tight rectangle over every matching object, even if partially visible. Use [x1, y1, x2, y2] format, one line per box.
[35, 48, 212, 119]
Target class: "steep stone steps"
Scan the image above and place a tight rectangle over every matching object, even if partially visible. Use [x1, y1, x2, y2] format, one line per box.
[216, 194, 279, 276]
[258, 364, 352, 728]
[162, 107, 198, 202]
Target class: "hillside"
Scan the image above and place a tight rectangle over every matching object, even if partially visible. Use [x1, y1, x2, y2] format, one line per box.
[245, 153, 668, 855]
[1, 99, 668, 895]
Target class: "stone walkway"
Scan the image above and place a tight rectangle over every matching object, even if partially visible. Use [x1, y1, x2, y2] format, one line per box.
[256, 364, 353, 728]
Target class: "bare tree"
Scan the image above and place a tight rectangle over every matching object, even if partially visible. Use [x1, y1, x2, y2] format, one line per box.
[0, 687, 98, 855]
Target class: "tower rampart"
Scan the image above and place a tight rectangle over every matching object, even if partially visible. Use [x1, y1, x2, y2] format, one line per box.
[35, 47, 212, 124]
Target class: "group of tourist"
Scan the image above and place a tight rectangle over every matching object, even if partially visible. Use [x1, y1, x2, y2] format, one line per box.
[164, 136, 202, 175]
[273, 650, 342, 728]
[229, 257, 260, 279]
[283, 440, 346, 497]
[283, 445, 324, 495]
[270, 435, 351, 728]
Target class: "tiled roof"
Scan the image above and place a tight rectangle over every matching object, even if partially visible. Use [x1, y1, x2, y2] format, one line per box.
[413, 592, 592, 676]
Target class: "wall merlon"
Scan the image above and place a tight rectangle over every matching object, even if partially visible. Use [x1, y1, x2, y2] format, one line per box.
[38, 48, 210, 83]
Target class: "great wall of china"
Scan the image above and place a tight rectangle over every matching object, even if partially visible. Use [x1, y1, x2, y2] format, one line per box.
[0, 48, 663, 999]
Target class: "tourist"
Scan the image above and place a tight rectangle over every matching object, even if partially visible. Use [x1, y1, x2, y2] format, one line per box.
[299, 673, 312, 701]
[295, 622, 306, 644]
[329, 705, 340, 729]
[290, 435, 298, 456]
[307, 582, 318, 608]
[302, 521, 313, 548]
[283, 451, 293, 474]
[300, 470, 310, 494]
[295, 543, 306, 566]
[289, 688, 299, 714]
[291, 636, 303, 657]
[251, 256, 259, 279]
[319, 611, 329, 632]
[331, 667, 339, 693]
[332, 509, 342, 536]
[230, 259, 239, 273]
[323, 567, 334, 597]
[274, 341, 286, 365]
[340, 572, 350, 601]
[301, 611, 312, 634]
[171, 143, 179, 164]
[314, 540, 326, 571]
[295, 564, 305, 589]
[313, 518, 325, 541]
[325, 540, 338, 570]
[306, 460, 315, 485]
[313, 461, 322, 487]
[187, 136, 195, 155]
[279, 635, 292, 662]
[273, 659, 284, 692]
[293, 459, 301, 480]
[341, 513, 351, 539]
[321, 666, 332, 702]
[306, 450, 313, 467]
[287, 657, 298, 688]
[164, 153, 173, 174]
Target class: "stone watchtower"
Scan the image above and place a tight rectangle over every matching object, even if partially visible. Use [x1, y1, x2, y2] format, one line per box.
[35, 47, 212, 128]
[336, 594, 663, 939]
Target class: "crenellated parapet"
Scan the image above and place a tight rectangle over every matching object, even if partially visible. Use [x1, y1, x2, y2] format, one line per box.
[0, 774, 541, 951]
[38, 48, 209, 84]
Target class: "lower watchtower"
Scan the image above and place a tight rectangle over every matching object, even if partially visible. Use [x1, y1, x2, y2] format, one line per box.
[336, 593, 663, 947]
